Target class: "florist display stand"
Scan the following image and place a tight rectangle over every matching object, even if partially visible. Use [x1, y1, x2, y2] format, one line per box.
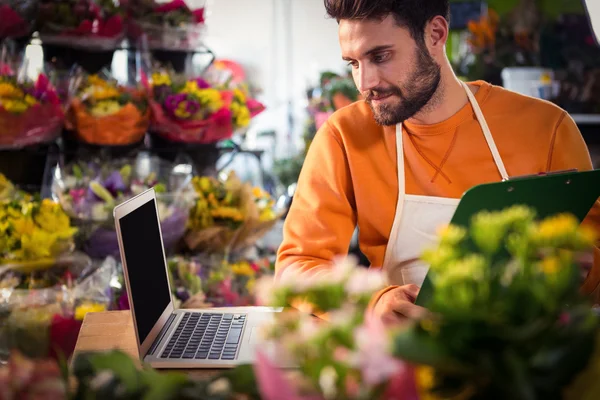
[60, 129, 147, 166]
[0, 141, 60, 194]
[148, 131, 220, 177]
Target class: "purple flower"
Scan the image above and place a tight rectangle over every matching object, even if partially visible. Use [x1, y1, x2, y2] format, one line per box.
[165, 93, 187, 112]
[194, 78, 211, 89]
[164, 93, 200, 119]
[103, 171, 126, 196]
[118, 292, 130, 310]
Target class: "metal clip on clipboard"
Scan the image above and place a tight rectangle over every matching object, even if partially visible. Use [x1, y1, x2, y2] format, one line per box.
[502, 169, 579, 182]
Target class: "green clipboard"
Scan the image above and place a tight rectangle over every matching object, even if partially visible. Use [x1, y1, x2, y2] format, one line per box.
[415, 169, 600, 307]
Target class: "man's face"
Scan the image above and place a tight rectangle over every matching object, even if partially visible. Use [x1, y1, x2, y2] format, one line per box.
[339, 15, 441, 126]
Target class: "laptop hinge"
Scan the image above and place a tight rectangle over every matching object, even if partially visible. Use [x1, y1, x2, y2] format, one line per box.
[147, 313, 176, 356]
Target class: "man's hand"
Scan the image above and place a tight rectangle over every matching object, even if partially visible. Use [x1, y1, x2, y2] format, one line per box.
[372, 284, 428, 325]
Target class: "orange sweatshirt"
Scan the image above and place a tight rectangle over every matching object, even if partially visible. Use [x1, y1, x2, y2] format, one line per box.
[277, 81, 600, 299]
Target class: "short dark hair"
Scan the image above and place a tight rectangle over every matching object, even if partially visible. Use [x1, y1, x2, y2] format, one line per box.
[324, 0, 450, 44]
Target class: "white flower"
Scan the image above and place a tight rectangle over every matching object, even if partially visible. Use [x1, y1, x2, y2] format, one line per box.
[255, 275, 276, 306]
[330, 255, 360, 283]
[207, 378, 231, 396]
[328, 304, 358, 327]
[319, 366, 338, 399]
[345, 269, 385, 296]
[89, 370, 115, 390]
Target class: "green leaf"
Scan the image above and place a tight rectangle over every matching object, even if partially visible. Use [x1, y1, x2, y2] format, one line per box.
[86, 351, 141, 394]
[223, 364, 261, 399]
[140, 369, 191, 400]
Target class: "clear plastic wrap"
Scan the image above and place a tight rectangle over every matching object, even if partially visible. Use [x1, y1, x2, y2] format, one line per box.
[36, 0, 125, 50]
[0, 44, 65, 149]
[127, 0, 206, 51]
[51, 153, 195, 259]
[0, 252, 119, 361]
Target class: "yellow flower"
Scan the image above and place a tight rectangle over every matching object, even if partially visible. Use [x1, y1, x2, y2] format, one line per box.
[246, 278, 256, 293]
[18, 230, 55, 260]
[35, 199, 77, 239]
[11, 217, 36, 236]
[152, 72, 171, 86]
[211, 206, 244, 222]
[231, 261, 255, 277]
[197, 88, 223, 112]
[541, 256, 560, 275]
[89, 100, 123, 117]
[233, 88, 247, 103]
[88, 75, 109, 87]
[174, 101, 193, 119]
[234, 104, 251, 127]
[75, 302, 107, 320]
[437, 224, 467, 246]
[1, 99, 29, 113]
[536, 214, 579, 240]
[259, 208, 276, 222]
[0, 82, 24, 98]
[85, 85, 120, 101]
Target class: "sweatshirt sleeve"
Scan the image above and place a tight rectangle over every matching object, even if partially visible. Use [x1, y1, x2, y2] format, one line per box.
[276, 121, 357, 281]
[548, 111, 600, 299]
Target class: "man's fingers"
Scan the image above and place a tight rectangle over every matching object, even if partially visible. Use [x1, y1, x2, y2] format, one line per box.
[403, 284, 420, 301]
[392, 301, 428, 320]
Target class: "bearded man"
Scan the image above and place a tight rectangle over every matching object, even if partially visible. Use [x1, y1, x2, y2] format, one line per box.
[276, 0, 600, 324]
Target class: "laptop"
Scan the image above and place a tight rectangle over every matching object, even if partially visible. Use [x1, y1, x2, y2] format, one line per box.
[113, 188, 280, 368]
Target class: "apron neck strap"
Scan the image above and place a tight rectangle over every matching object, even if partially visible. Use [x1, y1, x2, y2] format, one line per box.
[460, 81, 509, 181]
[396, 82, 509, 182]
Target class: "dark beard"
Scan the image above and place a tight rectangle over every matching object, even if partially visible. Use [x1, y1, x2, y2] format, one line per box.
[365, 46, 441, 126]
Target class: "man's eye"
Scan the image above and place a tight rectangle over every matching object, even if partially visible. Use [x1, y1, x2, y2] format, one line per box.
[347, 61, 358, 69]
[373, 53, 390, 63]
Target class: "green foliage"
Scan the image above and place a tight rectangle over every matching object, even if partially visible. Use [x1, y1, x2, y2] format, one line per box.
[395, 206, 600, 399]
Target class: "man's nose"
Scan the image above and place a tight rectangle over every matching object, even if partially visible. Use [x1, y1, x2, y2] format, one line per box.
[355, 64, 380, 93]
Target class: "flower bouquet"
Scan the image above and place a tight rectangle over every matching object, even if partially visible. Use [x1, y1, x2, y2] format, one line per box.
[391, 206, 600, 399]
[0, 193, 106, 361]
[148, 71, 265, 144]
[0, 0, 38, 39]
[36, 0, 124, 50]
[66, 72, 150, 146]
[126, 0, 206, 51]
[167, 255, 274, 309]
[0, 64, 64, 149]
[184, 173, 280, 254]
[52, 155, 194, 259]
[254, 257, 419, 400]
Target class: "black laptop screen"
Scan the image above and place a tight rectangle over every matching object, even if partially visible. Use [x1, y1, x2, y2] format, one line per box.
[119, 198, 171, 345]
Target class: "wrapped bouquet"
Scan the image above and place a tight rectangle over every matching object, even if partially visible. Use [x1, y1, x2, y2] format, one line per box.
[0, 0, 38, 39]
[0, 65, 64, 149]
[149, 71, 265, 144]
[127, 0, 206, 51]
[52, 155, 194, 259]
[66, 72, 150, 146]
[0, 254, 119, 361]
[167, 255, 274, 309]
[36, 0, 124, 50]
[185, 173, 280, 254]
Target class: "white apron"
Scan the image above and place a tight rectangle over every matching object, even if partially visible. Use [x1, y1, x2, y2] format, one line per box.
[382, 81, 510, 286]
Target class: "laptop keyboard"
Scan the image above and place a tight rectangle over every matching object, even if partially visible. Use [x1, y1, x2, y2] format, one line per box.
[160, 312, 246, 361]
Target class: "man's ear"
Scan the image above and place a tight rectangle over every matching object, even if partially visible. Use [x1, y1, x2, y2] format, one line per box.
[425, 15, 449, 53]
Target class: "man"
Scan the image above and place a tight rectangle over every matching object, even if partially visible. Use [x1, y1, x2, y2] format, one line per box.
[276, 0, 600, 324]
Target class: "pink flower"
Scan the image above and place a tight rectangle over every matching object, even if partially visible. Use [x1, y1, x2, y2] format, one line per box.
[354, 313, 405, 386]
[254, 351, 323, 400]
[155, 0, 189, 13]
[0, 352, 67, 400]
[70, 188, 86, 204]
[193, 8, 205, 24]
[49, 315, 82, 360]
[219, 278, 239, 306]
[250, 262, 261, 273]
[383, 367, 420, 400]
